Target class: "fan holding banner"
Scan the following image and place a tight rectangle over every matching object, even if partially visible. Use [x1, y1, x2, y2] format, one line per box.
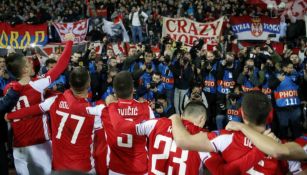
[53, 19, 89, 43]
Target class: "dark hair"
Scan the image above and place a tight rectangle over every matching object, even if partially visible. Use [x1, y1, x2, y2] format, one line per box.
[226, 52, 234, 57]
[69, 67, 90, 92]
[281, 60, 293, 68]
[6, 53, 26, 80]
[156, 93, 167, 101]
[192, 82, 202, 89]
[113, 71, 133, 99]
[183, 101, 207, 120]
[45, 58, 57, 67]
[241, 91, 271, 125]
[153, 72, 161, 76]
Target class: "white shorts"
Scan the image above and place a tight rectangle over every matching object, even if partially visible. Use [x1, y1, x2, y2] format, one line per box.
[13, 141, 52, 175]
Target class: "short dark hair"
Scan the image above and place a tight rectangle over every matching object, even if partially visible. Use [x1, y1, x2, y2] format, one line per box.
[281, 60, 293, 68]
[156, 93, 167, 101]
[183, 101, 207, 120]
[241, 91, 272, 125]
[113, 71, 133, 99]
[6, 53, 26, 80]
[153, 72, 161, 76]
[69, 67, 90, 92]
[45, 58, 57, 67]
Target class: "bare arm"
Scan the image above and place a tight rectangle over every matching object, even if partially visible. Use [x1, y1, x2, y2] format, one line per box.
[170, 115, 215, 152]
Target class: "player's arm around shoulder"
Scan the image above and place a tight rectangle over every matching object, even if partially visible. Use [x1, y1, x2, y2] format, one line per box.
[226, 121, 307, 160]
[169, 114, 215, 152]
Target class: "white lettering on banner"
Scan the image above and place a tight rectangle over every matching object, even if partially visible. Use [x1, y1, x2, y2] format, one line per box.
[162, 17, 224, 46]
[232, 23, 251, 33]
[263, 24, 280, 33]
[230, 16, 281, 41]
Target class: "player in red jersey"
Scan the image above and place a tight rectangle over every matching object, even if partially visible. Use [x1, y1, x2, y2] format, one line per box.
[171, 91, 301, 174]
[107, 93, 274, 175]
[106, 98, 207, 175]
[226, 121, 307, 160]
[102, 71, 154, 175]
[226, 121, 307, 174]
[6, 67, 107, 173]
[4, 34, 73, 175]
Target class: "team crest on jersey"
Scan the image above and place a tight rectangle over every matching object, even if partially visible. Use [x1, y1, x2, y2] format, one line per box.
[251, 18, 263, 37]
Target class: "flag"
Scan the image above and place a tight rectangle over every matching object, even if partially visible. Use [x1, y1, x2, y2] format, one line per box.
[102, 19, 130, 43]
[53, 19, 89, 43]
[247, 0, 306, 20]
[230, 16, 281, 41]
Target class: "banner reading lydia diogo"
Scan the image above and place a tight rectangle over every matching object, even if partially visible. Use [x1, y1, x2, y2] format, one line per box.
[230, 16, 280, 41]
[162, 17, 224, 46]
[0, 23, 48, 48]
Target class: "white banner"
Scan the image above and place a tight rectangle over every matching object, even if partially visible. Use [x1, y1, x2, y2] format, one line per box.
[102, 19, 130, 42]
[162, 17, 224, 46]
[230, 16, 281, 41]
[53, 19, 89, 43]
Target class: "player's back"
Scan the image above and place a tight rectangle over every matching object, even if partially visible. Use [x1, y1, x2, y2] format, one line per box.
[7, 80, 50, 147]
[103, 99, 152, 174]
[210, 131, 285, 175]
[147, 118, 203, 175]
[48, 90, 104, 172]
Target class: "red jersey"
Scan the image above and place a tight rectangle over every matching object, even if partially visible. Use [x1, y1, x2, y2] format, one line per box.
[7, 89, 107, 173]
[208, 131, 299, 175]
[5, 41, 72, 147]
[39, 90, 104, 172]
[100, 99, 154, 175]
[108, 103, 204, 175]
[203, 147, 269, 175]
[209, 131, 288, 175]
[138, 118, 204, 175]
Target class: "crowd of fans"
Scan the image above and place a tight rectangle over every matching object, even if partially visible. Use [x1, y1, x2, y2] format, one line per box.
[0, 0, 86, 24]
[0, 0, 306, 172]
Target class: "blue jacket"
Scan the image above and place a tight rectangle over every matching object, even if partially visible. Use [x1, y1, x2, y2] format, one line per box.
[274, 72, 300, 107]
[101, 86, 114, 101]
[158, 63, 174, 90]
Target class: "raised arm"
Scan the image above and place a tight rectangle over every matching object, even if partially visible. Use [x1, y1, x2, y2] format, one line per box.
[226, 121, 307, 160]
[6, 96, 57, 121]
[170, 114, 214, 152]
[46, 40, 73, 82]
